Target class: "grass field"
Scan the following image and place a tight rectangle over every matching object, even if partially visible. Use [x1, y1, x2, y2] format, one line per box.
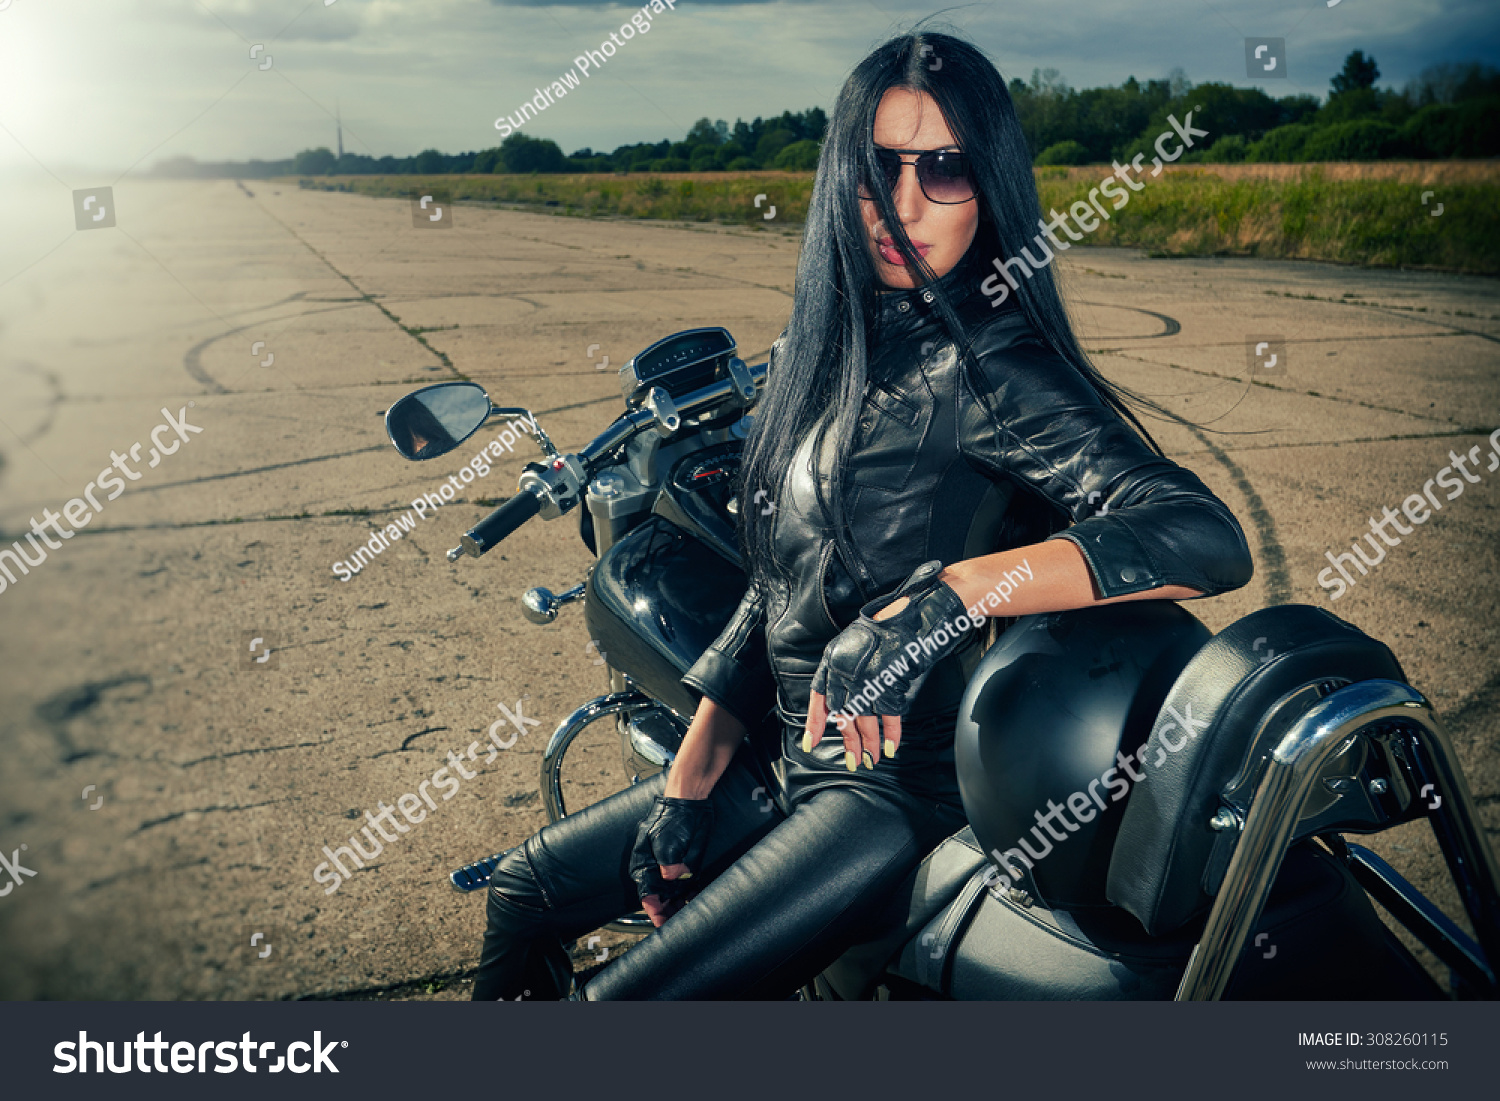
[299, 162, 1500, 274]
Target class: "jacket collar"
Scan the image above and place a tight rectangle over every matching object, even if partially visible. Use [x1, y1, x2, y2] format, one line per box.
[871, 245, 991, 335]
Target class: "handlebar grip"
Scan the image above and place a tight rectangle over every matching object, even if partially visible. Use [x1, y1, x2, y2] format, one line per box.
[460, 486, 543, 556]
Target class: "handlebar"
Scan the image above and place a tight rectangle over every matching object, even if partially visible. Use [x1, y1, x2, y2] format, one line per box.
[448, 357, 768, 561]
[448, 484, 544, 561]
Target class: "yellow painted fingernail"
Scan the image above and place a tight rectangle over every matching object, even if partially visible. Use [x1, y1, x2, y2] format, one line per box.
[884, 738, 896, 758]
[845, 751, 857, 772]
[862, 750, 875, 770]
[802, 730, 813, 753]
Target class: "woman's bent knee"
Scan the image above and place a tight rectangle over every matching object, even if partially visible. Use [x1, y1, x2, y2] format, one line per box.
[485, 845, 552, 929]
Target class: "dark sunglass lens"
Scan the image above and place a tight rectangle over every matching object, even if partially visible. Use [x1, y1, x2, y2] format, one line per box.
[857, 151, 901, 197]
[919, 152, 974, 202]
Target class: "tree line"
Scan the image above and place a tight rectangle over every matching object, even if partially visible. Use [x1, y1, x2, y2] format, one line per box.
[1022, 54, 1497, 165]
[152, 54, 1495, 179]
[153, 109, 827, 179]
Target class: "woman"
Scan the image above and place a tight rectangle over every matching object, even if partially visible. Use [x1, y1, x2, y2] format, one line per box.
[471, 30, 1252, 1000]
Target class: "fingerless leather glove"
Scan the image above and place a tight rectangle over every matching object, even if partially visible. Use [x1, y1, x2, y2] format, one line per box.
[628, 795, 714, 904]
[810, 559, 976, 719]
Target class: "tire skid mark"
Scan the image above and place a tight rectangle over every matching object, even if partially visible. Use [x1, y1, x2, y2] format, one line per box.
[71, 389, 629, 503]
[34, 675, 153, 764]
[1105, 347, 1458, 427]
[182, 299, 364, 394]
[1074, 301, 1181, 338]
[8, 361, 66, 445]
[1184, 425, 1291, 606]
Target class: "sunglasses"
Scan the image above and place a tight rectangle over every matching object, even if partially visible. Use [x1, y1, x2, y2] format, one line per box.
[858, 147, 976, 205]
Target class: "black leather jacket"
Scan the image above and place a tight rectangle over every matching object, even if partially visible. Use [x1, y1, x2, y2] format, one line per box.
[682, 249, 1253, 740]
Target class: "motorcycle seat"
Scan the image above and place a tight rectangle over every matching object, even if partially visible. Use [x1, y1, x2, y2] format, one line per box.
[884, 834, 1436, 999]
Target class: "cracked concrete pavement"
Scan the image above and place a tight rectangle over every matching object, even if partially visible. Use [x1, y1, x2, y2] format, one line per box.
[0, 180, 1495, 999]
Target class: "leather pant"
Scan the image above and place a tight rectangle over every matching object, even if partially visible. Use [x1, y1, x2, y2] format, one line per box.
[471, 719, 968, 1000]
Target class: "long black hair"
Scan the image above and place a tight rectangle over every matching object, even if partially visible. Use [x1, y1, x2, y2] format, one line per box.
[736, 29, 1170, 598]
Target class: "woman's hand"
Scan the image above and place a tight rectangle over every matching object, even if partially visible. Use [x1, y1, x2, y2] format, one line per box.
[803, 559, 976, 770]
[629, 795, 714, 927]
[804, 690, 902, 773]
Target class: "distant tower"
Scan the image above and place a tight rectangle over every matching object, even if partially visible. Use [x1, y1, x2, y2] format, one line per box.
[336, 100, 344, 160]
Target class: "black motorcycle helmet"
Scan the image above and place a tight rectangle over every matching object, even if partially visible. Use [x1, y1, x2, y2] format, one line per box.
[955, 602, 1210, 909]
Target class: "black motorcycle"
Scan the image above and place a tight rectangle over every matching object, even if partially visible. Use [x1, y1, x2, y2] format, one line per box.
[384, 326, 1500, 1001]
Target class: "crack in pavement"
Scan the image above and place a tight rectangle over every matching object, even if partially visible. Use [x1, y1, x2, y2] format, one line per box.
[85, 857, 212, 894]
[135, 798, 288, 834]
[1262, 291, 1500, 345]
[252, 201, 463, 377]
[175, 738, 337, 768]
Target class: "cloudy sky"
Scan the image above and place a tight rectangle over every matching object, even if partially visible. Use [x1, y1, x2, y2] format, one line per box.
[0, 0, 1496, 180]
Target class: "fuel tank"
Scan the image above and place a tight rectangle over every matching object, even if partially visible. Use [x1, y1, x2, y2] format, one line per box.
[584, 514, 750, 721]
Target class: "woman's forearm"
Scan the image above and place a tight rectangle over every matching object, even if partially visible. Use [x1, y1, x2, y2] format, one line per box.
[664, 696, 748, 800]
[944, 538, 1202, 615]
[874, 539, 1202, 624]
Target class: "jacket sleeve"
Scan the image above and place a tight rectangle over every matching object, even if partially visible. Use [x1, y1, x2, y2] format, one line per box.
[681, 580, 778, 728]
[957, 327, 1253, 601]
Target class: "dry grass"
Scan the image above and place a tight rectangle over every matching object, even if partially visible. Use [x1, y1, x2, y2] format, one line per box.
[297, 162, 1500, 273]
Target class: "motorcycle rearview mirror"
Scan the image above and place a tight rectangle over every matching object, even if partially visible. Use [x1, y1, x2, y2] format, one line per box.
[385, 382, 494, 461]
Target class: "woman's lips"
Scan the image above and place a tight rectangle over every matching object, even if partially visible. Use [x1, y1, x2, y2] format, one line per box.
[876, 237, 930, 266]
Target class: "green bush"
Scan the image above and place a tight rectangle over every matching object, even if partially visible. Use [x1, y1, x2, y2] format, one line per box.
[713, 141, 747, 169]
[1300, 120, 1409, 161]
[412, 148, 447, 174]
[754, 129, 797, 165]
[1202, 134, 1250, 162]
[1035, 139, 1090, 165]
[502, 135, 567, 173]
[648, 157, 691, 172]
[1317, 88, 1382, 126]
[689, 146, 719, 171]
[773, 140, 822, 170]
[293, 147, 336, 175]
[1246, 123, 1315, 162]
[1400, 99, 1500, 158]
[726, 156, 757, 171]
